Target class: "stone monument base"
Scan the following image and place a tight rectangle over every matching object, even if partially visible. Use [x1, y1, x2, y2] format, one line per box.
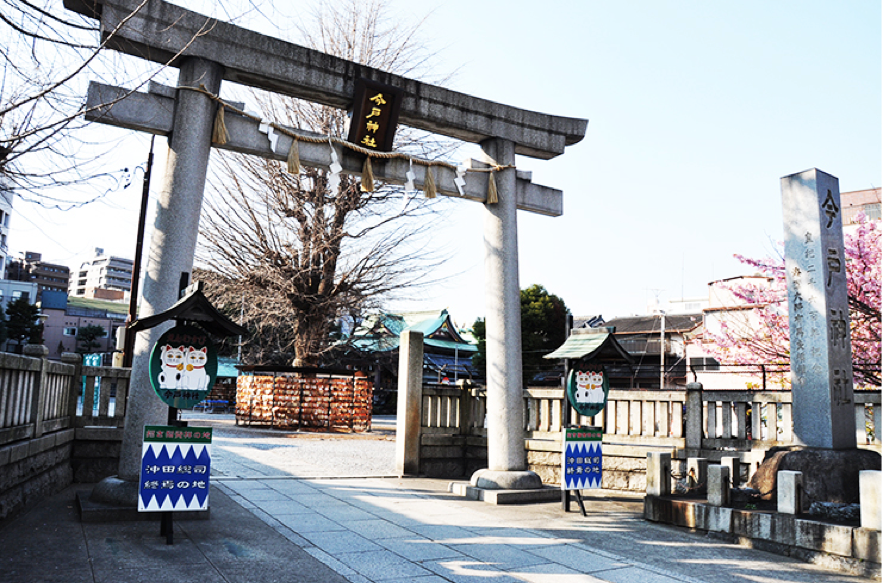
[89, 475, 140, 506]
[78, 476, 210, 522]
[470, 468, 543, 490]
[747, 447, 881, 503]
[446, 468, 556, 505]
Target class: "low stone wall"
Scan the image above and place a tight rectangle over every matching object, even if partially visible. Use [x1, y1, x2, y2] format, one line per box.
[527, 440, 687, 492]
[645, 496, 880, 578]
[419, 434, 486, 478]
[0, 427, 126, 522]
[71, 427, 124, 483]
[0, 429, 75, 521]
[417, 433, 690, 490]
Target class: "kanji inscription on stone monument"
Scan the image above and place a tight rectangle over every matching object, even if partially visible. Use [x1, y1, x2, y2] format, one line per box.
[781, 168, 856, 450]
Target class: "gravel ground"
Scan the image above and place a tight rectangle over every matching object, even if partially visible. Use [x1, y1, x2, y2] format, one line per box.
[180, 412, 397, 479]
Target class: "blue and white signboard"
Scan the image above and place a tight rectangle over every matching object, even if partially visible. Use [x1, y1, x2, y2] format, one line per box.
[138, 425, 212, 512]
[562, 427, 603, 490]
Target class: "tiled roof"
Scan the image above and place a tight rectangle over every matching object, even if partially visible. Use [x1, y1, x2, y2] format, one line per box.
[603, 313, 702, 334]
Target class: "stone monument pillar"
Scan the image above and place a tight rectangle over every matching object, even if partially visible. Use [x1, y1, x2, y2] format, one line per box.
[746, 169, 879, 507]
[781, 168, 855, 450]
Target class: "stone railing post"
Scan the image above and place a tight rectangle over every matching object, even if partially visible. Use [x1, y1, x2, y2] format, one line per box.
[61, 352, 82, 423]
[685, 382, 703, 454]
[395, 330, 424, 476]
[24, 344, 49, 438]
[459, 382, 475, 435]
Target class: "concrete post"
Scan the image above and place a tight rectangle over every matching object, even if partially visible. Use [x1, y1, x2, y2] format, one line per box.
[685, 382, 703, 454]
[646, 452, 671, 496]
[480, 140, 525, 466]
[395, 330, 424, 476]
[116, 57, 224, 483]
[859, 470, 881, 531]
[708, 465, 730, 507]
[707, 464, 730, 507]
[687, 457, 708, 494]
[720, 456, 741, 489]
[777, 470, 803, 515]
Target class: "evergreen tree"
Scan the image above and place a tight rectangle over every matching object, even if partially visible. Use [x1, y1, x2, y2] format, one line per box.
[5, 297, 42, 353]
[472, 284, 569, 385]
[76, 324, 106, 354]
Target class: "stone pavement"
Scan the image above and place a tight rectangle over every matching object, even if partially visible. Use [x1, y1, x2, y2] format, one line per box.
[0, 415, 875, 583]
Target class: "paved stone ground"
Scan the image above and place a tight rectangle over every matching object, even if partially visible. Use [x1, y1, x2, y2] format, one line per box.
[183, 413, 397, 479]
[0, 413, 875, 583]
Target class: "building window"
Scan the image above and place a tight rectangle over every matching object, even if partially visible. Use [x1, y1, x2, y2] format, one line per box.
[63, 327, 77, 336]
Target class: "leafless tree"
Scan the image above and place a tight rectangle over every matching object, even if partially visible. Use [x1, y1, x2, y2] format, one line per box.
[197, 0, 458, 366]
[0, 0, 268, 208]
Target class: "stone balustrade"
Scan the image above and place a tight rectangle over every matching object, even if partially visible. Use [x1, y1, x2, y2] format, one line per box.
[0, 347, 129, 520]
[410, 381, 880, 489]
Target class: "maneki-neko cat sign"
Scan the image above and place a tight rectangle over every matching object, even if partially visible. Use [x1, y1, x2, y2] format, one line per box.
[148, 324, 218, 409]
[566, 364, 609, 418]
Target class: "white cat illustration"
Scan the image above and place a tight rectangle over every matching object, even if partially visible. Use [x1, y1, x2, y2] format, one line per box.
[158, 345, 185, 389]
[573, 370, 605, 404]
[181, 346, 209, 391]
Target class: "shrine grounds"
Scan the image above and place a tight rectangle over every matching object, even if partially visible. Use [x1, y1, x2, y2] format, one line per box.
[0, 413, 874, 583]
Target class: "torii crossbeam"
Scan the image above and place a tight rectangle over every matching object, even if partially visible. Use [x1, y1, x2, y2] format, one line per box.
[67, 0, 588, 495]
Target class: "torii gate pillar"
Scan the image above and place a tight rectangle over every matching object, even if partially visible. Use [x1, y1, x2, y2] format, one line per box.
[118, 58, 223, 486]
[477, 138, 539, 488]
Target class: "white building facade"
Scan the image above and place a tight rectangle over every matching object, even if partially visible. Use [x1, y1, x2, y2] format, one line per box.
[70, 248, 134, 299]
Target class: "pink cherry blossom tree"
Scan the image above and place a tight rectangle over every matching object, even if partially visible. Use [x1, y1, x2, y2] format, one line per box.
[702, 213, 880, 388]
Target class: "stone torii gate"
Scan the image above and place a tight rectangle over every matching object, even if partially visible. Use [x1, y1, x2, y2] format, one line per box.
[68, 0, 587, 498]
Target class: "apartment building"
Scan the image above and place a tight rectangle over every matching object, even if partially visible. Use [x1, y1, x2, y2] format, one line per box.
[7, 251, 71, 302]
[69, 248, 134, 300]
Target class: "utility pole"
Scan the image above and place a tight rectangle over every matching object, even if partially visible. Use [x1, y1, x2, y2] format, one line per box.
[123, 136, 155, 368]
[659, 310, 666, 390]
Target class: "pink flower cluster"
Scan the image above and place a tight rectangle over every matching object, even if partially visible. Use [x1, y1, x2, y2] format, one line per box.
[700, 214, 879, 388]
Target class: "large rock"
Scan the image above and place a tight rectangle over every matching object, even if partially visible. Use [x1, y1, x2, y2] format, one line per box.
[747, 447, 881, 504]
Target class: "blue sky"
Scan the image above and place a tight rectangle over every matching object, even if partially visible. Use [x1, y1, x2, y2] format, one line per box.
[12, 0, 880, 326]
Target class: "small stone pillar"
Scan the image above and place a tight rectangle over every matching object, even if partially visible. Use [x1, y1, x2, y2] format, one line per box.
[646, 452, 671, 496]
[708, 465, 730, 507]
[61, 352, 82, 420]
[685, 382, 703, 454]
[687, 457, 708, 494]
[395, 330, 424, 476]
[721, 456, 741, 489]
[24, 345, 49, 438]
[777, 470, 803, 515]
[860, 470, 881, 531]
